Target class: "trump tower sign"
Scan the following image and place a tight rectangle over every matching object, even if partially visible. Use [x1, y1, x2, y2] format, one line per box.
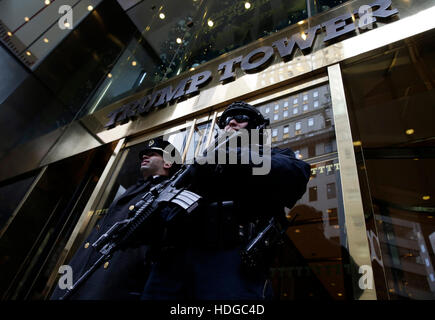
[104, 0, 399, 129]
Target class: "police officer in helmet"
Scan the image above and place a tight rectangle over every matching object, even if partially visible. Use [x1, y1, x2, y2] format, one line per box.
[141, 101, 311, 300]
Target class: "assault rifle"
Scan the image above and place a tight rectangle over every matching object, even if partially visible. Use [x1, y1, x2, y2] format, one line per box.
[60, 127, 265, 299]
[59, 165, 201, 300]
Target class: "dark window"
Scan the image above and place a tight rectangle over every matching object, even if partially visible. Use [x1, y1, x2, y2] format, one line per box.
[327, 183, 336, 199]
[327, 208, 338, 219]
[324, 141, 333, 154]
[308, 144, 316, 158]
[309, 186, 318, 202]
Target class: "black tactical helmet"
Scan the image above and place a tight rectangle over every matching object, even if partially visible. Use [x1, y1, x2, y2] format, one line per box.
[217, 101, 269, 129]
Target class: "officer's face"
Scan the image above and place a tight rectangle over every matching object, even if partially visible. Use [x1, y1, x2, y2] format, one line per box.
[140, 151, 171, 177]
[224, 117, 249, 132]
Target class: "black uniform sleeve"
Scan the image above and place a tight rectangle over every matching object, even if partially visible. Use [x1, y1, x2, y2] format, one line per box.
[260, 148, 311, 208]
[189, 146, 310, 210]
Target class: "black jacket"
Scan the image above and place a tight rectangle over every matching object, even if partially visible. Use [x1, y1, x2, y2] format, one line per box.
[160, 147, 311, 248]
[50, 176, 167, 300]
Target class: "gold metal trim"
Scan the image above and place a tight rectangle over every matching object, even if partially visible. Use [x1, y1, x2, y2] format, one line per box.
[182, 119, 197, 164]
[43, 139, 126, 298]
[205, 111, 218, 150]
[328, 63, 376, 300]
[125, 113, 212, 148]
[194, 130, 206, 158]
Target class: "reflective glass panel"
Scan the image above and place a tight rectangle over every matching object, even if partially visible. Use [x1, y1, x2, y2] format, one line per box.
[256, 82, 360, 299]
[342, 30, 435, 299]
[85, 0, 309, 113]
[309, 0, 350, 16]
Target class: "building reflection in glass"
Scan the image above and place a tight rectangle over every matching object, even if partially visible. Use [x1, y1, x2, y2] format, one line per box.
[255, 83, 358, 299]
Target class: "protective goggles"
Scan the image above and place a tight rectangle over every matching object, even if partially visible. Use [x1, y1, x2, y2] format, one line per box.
[224, 114, 251, 126]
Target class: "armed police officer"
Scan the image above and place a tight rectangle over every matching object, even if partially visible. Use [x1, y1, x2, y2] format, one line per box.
[141, 101, 311, 300]
[50, 139, 181, 300]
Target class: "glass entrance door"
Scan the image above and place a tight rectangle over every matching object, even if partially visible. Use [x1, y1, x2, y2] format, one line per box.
[248, 77, 360, 300]
[46, 75, 374, 300]
[341, 29, 435, 300]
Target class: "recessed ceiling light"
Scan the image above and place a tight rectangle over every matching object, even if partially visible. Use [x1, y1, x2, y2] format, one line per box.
[159, 13, 165, 19]
[207, 20, 214, 27]
[43, 38, 49, 43]
[176, 38, 182, 44]
[245, 2, 251, 9]
[88, 5, 93, 11]
[132, 61, 137, 66]
[7, 31, 12, 36]
[24, 17, 30, 22]
[45, 0, 51, 5]
[107, 73, 112, 78]
[26, 51, 31, 56]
